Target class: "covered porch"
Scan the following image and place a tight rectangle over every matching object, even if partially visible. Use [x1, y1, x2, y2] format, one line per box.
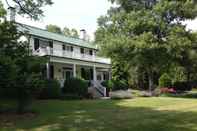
[46, 62, 111, 87]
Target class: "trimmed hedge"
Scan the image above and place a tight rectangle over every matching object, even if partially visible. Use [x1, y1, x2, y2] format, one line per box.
[39, 79, 61, 99]
[62, 77, 88, 98]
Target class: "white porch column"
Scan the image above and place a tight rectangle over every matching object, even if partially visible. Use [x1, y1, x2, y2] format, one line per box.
[93, 65, 97, 82]
[73, 64, 76, 77]
[46, 62, 50, 79]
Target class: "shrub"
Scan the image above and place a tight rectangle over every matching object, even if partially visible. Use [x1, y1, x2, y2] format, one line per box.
[39, 79, 61, 99]
[112, 80, 128, 91]
[101, 80, 128, 91]
[0, 87, 18, 99]
[62, 77, 88, 98]
[159, 73, 172, 88]
[173, 81, 192, 92]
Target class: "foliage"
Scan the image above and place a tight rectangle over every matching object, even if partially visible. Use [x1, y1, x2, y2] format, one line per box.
[39, 79, 61, 99]
[0, 0, 51, 113]
[159, 73, 172, 88]
[95, 0, 197, 92]
[62, 77, 88, 98]
[101, 79, 128, 91]
[0, 17, 45, 113]
[173, 81, 192, 92]
[46, 24, 62, 34]
[4, 0, 53, 20]
[46, 24, 80, 38]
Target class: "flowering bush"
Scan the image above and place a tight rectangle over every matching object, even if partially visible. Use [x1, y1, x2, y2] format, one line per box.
[160, 87, 176, 94]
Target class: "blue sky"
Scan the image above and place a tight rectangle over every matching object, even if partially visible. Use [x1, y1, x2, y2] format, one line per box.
[4, 0, 197, 40]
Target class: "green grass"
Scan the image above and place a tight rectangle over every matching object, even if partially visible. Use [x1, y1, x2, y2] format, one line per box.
[1, 97, 197, 131]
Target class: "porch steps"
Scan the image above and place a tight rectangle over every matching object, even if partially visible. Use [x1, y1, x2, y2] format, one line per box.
[88, 87, 104, 98]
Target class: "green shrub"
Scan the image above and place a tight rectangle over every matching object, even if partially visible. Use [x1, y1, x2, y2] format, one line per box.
[0, 87, 18, 99]
[102, 80, 128, 91]
[101, 80, 113, 89]
[62, 77, 88, 98]
[173, 81, 192, 91]
[112, 80, 128, 91]
[159, 73, 172, 87]
[39, 79, 61, 99]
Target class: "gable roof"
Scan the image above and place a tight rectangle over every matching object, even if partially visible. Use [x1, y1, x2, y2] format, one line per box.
[17, 23, 98, 50]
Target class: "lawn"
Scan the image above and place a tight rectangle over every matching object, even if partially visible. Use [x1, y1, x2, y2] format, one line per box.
[1, 97, 197, 131]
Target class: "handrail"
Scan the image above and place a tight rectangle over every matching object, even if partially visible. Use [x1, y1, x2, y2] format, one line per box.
[33, 47, 111, 64]
[91, 80, 106, 97]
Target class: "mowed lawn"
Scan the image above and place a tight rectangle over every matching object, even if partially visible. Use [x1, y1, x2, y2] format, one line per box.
[1, 97, 197, 131]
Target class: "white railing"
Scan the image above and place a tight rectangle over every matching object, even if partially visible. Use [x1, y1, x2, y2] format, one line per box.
[33, 47, 111, 64]
[91, 80, 107, 97]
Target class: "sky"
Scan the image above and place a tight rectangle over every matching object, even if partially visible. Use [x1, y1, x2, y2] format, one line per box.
[3, 0, 197, 40]
[13, 0, 112, 40]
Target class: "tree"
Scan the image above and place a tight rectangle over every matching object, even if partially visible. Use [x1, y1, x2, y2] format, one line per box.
[46, 25, 80, 38]
[0, 0, 50, 113]
[46, 24, 62, 34]
[70, 28, 79, 38]
[63, 27, 71, 36]
[96, 0, 197, 93]
[63, 26, 79, 38]
[4, 0, 53, 20]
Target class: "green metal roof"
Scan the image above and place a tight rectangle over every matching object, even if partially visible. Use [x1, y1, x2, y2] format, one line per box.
[17, 23, 98, 50]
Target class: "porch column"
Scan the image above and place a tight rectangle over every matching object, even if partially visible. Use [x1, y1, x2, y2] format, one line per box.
[93, 65, 97, 82]
[46, 62, 50, 79]
[73, 64, 76, 77]
[109, 68, 112, 80]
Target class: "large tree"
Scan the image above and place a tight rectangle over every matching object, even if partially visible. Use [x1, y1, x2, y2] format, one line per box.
[96, 0, 197, 93]
[0, 0, 51, 113]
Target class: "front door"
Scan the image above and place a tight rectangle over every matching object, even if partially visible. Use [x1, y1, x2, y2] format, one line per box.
[63, 68, 73, 80]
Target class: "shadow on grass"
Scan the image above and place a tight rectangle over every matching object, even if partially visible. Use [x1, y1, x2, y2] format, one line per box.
[1, 99, 197, 131]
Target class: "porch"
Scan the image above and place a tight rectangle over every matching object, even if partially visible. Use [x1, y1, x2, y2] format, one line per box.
[46, 61, 111, 97]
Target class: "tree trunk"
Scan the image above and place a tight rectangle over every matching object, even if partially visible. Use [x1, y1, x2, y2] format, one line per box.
[148, 71, 154, 96]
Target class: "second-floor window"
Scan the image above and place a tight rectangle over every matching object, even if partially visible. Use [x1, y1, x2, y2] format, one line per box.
[34, 38, 40, 50]
[62, 45, 73, 52]
[62, 45, 66, 51]
[49, 41, 53, 48]
[89, 50, 93, 56]
[80, 48, 84, 54]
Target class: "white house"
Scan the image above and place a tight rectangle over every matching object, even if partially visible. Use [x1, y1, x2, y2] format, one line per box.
[17, 23, 111, 97]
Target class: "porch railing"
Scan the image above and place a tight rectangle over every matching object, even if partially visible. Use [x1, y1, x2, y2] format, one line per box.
[91, 80, 107, 97]
[33, 47, 111, 64]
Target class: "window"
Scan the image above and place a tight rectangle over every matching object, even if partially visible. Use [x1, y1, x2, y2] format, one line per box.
[71, 46, 73, 52]
[34, 38, 39, 50]
[89, 50, 93, 56]
[49, 41, 53, 48]
[80, 48, 84, 54]
[62, 45, 65, 50]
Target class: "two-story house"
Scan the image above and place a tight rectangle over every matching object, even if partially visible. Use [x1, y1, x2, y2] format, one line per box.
[17, 23, 111, 97]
